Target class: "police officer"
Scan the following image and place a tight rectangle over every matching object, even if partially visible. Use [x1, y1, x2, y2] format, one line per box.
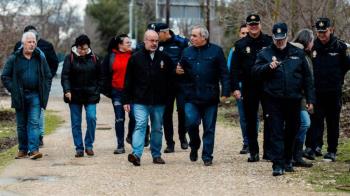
[304, 18, 350, 161]
[148, 22, 190, 153]
[230, 14, 272, 162]
[253, 22, 315, 176]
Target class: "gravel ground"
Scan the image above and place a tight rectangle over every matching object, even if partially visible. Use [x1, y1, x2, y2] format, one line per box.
[0, 94, 343, 196]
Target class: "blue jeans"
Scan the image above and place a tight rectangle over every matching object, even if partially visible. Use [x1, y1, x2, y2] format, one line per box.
[69, 103, 97, 152]
[132, 104, 165, 158]
[296, 110, 311, 143]
[15, 91, 41, 153]
[111, 89, 125, 148]
[39, 109, 44, 136]
[185, 103, 218, 161]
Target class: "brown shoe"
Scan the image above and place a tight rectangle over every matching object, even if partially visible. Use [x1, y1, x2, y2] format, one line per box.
[29, 151, 43, 160]
[15, 151, 27, 159]
[153, 157, 165, 164]
[85, 149, 94, 156]
[128, 153, 140, 166]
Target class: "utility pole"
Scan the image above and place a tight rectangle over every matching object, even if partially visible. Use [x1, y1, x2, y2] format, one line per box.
[166, 0, 170, 25]
[129, 0, 134, 39]
[206, 0, 210, 34]
[156, 0, 159, 20]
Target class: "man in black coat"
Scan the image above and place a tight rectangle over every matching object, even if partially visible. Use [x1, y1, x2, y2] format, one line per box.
[148, 22, 190, 153]
[303, 18, 350, 161]
[123, 30, 174, 166]
[253, 23, 315, 176]
[230, 14, 273, 162]
[179, 25, 230, 166]
[14, 25, 58, 147]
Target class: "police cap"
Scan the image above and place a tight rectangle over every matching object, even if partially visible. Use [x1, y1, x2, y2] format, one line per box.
[315, 17, 331, 32]
[246, 14, 260, 25]
[147, 22, 169, 33]
[272, 22, 288, 40]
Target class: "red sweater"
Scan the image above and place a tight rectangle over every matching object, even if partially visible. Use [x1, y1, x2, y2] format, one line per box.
[111, 49, 131, 89]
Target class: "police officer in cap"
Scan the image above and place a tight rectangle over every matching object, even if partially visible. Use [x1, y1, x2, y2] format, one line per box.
[253, 22, 315, 176]
[230, 14, 272, 162]
[147, 22, 190, 153]
[303, 17, 350, 161]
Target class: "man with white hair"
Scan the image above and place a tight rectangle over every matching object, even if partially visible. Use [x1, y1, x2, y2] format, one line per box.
[179, 25, 230, 166]
[1, 31, 52, 160]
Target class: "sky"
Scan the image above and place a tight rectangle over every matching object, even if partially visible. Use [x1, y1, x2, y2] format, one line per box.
[67, 0, 88, 19]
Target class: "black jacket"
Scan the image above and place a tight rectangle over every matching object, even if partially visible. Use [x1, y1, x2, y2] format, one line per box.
[61, 47, 103, 104]
[14, 39, 58, 78]
[159, 32, 189, 93]
[179, 43, 230, 105]
[230, 33, 272, 92]
[1, 48, 52, 110]
[122, 47, 174, 105]
[252, 43, 315, 104]
[312, 35, 350, 93]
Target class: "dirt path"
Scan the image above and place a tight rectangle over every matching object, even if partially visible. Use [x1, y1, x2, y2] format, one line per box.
[0, 95, 341, 196]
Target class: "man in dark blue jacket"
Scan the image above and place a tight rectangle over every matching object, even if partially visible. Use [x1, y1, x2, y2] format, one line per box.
[179, 25, 230, 166]
[148, 22, 190, 153]
[14, 25, 58, 147]
[304, 18, 350, 161]
[253, 23, 315, 176]
[2, 31, 52, 160]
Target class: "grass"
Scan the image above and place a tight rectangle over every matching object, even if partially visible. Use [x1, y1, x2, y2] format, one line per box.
[307, 137, 350, 193]
[0, 110, 63, 170]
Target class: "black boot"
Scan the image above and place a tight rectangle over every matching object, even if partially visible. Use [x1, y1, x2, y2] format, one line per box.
[293, 142, 313, 167]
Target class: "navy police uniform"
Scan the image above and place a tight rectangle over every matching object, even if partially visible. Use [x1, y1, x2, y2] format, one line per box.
[230, 14, 272, 160]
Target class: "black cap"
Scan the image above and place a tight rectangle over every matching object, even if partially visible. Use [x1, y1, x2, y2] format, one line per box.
[272, 22, 288, 40]
[246, 14, 260, 25]
[315, 18, 331, 32]
[147, 22, 169, 33]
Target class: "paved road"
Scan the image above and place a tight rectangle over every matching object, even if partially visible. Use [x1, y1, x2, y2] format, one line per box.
[0, 85, 336, 195]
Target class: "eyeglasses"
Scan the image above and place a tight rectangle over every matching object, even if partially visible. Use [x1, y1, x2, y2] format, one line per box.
[77, 47, 89, 51]
[146, 39, 159, 43]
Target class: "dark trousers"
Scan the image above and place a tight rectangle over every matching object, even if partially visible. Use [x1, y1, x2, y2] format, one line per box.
[242, 89, 271, 156]
[263, 95, 301, 168]
[111, 89, 125, 148]
[307, 92, 341, 153]
[185, 103, 217, 161]
[163, 93, 187, 147]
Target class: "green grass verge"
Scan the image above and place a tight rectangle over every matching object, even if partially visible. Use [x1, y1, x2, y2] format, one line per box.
[307, 137, 350, 193]
[0, 110, 63, 171]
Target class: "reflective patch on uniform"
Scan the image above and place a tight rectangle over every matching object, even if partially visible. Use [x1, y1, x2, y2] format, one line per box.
[170, 46, 179, 48]
[113, 100, 122, 106]
[115, 118, 124, 123]
[246, 46, 251, 53]
[328, 52, 339, 56]
[290, 56, 300, 60]
[312, 50, 317, 58]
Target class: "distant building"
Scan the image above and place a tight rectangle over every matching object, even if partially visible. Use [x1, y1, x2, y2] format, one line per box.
[156, 0, 226, 45]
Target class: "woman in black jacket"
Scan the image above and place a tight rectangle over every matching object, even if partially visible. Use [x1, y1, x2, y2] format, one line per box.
[61, 34, 103, 157]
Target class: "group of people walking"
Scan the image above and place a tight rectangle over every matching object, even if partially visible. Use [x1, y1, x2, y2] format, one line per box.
[1, 13, 349, 176]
